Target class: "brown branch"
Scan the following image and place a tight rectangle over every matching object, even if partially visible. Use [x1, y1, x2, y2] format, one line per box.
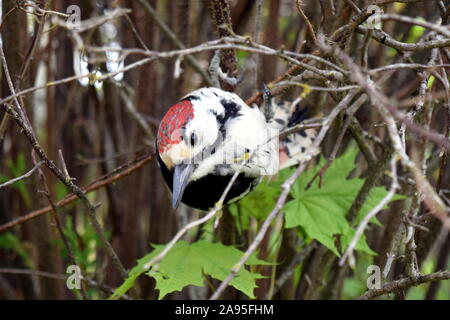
[266, 242, 317, 299]
[348, 117, 377, 166]
[1, 100, 127, 280]
[295, 0, 317, 44]
[0, 154, 155, 233]
[245, 6, 373, 105]
[0, 268, 131, 299]
[375, 0, 441, 4]
[1, 33, 134, 281]
[359, 271, 450, 300]
[209, 91, 356, 300]
[208, 0, 239, 91]
[318, 35, 450, 229]
[305, 92, 365, 189]
[356, 26, 450, 52]
[34, 155, 88, 299]
[136, 0, 213, 86]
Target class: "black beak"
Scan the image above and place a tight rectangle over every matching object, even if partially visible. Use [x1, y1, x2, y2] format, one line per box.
[172, 163, 194, 209]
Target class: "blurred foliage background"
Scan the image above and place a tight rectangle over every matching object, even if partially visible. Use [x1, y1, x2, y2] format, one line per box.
[0, 0, 449, 300]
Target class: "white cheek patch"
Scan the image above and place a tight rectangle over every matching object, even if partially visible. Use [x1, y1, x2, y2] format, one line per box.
[185, 111, 220, 149]
[183, 105, 222, 170]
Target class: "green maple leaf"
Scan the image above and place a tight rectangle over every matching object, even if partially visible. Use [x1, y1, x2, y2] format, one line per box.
[284, 147, 404, 256]
[111, 240, 269, 299]
[284, 197, 349, 256]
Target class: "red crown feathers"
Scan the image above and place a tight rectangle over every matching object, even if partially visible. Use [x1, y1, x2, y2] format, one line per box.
[157, 100, 194, 153]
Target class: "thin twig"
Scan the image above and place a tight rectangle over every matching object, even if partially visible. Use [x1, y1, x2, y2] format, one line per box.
[0, 43, 128, 280]
[359, 270, 450, 300]
[379, 13, 450, 38]
[356, 26, 450, 51]
[296, 0, 317, 43]
[0, 37, 347, 109]
[318, 35, 450, 229]
[136, 0, 213, 86]
[209, 91, 356, 300]
[0, 154, 155, 233]
[0, 268, 131, 300]
[266, 242, 317, 299]
[339, 156, 399, 266]
[0, 161, 44, 189]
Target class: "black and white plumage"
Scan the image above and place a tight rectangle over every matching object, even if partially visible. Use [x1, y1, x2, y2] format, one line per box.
[156, 87, 315, 211]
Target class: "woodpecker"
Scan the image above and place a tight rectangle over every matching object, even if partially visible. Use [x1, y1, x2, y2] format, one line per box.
[156, 87, 315, 211]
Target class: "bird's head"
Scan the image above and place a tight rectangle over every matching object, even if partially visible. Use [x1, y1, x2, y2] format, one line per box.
[156, 88, 233, 208]
[157, 99, 219, 166]
[157, 88, 277, 210]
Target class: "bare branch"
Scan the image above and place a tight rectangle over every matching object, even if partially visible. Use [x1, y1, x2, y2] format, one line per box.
[0, 154, 155, 233]
[339, 156, 399, 266]
[0, 161, 43, 189]
[359, 271, 450, 300]
[357, 26, 450, 51]
[209, 91, 357, 300]
[0, 42, 127, 279]
[136, 0, 213, 86]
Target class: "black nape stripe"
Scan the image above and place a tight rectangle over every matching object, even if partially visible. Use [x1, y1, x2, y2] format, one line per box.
[217, 99, 241, 126]
[287, 105, 309, 137]
[287, 105, 308, 127]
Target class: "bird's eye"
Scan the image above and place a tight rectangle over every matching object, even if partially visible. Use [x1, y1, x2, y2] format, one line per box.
[190, 132, 198, 146]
